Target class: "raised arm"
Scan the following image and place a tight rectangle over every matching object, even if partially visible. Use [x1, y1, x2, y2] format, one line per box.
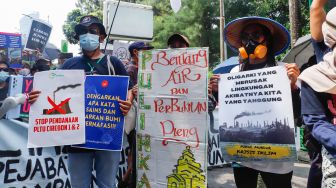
[310, 0, 328, 42]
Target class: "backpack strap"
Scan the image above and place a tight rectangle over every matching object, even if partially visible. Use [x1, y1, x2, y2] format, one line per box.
[107, 55, 116, 75]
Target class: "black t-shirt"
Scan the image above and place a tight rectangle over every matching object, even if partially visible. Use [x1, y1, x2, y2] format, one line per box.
[61, 55, 133, 89]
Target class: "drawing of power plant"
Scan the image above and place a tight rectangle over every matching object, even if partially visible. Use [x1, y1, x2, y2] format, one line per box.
[219, 110, 295, 144]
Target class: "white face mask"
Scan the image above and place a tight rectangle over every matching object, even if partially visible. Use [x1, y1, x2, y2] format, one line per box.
[18, 68, 30, 76]
[0, 71, 9, 83]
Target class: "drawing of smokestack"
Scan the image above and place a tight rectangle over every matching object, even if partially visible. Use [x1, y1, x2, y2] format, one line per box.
[234, 110, 272, 121]
[43, 84, 81, 115]
[53, 84, 82, 101]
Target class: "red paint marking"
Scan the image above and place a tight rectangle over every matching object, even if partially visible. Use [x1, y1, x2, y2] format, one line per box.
[47, 96, 70, 114]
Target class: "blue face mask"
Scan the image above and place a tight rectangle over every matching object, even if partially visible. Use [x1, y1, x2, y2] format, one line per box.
[0, 71, 9, 82]
[79, 33, 100, 51]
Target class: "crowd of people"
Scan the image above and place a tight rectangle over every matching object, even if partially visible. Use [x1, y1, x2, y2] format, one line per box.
[0, 0, 334, 187]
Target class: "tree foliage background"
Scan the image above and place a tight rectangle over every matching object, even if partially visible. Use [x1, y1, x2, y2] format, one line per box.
[63, 0, 311, 68]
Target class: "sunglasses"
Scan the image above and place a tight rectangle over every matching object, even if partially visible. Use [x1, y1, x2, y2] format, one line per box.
[241, 31, 264, 44]
[0, 68, 10, 72]
[77, 28, 100, 36]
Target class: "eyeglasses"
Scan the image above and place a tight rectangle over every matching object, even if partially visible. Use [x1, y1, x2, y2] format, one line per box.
[77, 28, 100, 36]
[241, 31, 264, 44]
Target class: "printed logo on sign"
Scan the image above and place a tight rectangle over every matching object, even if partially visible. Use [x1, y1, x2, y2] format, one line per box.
[101, 80, 108, 88]
[49, 73, 64, 79]
[82, 16, 91, 23]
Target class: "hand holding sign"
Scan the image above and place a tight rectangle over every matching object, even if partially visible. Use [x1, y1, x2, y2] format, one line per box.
[118, 99, 132, 116]
[210, 74, 220, 93]
[28, 90, 41, 104]
[285, 63, 300, 90]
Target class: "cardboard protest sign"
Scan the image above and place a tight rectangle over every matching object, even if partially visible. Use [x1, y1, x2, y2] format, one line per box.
[25, 19, 52, 52]
[219, 66, 296, 162]
[137, 48, 208, 187]
[28, 70, 85, 147]
[112, 41, 130, 66]
[75, 75, 129, 151]
[0, 32, 22, 68]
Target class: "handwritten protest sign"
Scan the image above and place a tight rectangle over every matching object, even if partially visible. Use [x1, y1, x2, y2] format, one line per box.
[0, 32, 22, 68]
[28, 70, 85, 147]
[219, 66, 296, 162]
[74, 75, 129, 151]
[137, 48, 208, 187]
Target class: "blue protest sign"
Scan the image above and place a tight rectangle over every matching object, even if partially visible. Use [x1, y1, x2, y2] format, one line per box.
[0, 32, 22, 68]
[75, 75, 129, 151]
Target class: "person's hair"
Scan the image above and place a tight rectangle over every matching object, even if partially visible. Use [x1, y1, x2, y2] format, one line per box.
[300, 55, 317, 72]
[31, 60, 50, 72]
[0, 61, 9, 68]
[240, 23, 277, 71]
[130, 49, 136, 58]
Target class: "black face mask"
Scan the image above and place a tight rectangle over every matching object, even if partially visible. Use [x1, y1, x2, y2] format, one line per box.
[244, 39, 260, 55]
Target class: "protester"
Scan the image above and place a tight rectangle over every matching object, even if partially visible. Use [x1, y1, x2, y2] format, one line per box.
[310, 0, 332, 63]
[57, 52, 73, 67]
[17, 62, 31, 76]
[299, 7, 336, 188]
[30, 57, 51, 75]
[29, 15, 133, 188]
[211, 16, 300, 188]
[127, 41, 153, 85]
[0, 61, 12, 102]
[167, 33, 190, 48]
[299, 1, 334, 187]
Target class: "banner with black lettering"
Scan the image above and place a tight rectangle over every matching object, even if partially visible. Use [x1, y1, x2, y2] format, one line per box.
[0, 119, 133, 187]
[28, 70, 85, 147]
[25, 19, 52, 52]
[137, 48, 208, 187]
[0, 120, 71, 187]
[219, 66, 296, 162]
[208, 107, 225, 167]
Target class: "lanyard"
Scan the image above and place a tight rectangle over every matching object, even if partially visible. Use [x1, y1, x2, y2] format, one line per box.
[87, 56, 104, 73]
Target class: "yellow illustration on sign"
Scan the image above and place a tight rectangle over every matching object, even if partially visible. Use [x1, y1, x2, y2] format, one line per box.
[167, 146, 205, 188]
[226, 144, 292, 159]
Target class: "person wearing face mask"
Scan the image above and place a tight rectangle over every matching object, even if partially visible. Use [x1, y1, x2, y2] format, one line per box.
[210, 17, 300, 188]
[299, 7, 336, 188]
[29, 15, 133, 188]
[0, 61, 11, 102]
[30, 58, 50, 76]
